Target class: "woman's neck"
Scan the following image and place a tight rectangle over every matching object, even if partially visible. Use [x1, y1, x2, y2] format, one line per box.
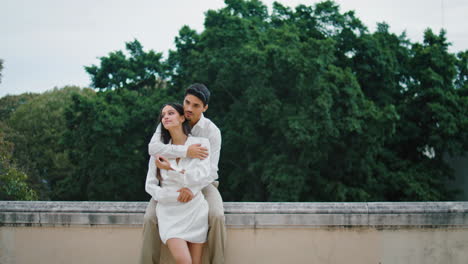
[169, 128, 188, 145]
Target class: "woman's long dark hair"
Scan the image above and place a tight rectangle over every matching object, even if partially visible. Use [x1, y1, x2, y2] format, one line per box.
[159, 103, 191, 143]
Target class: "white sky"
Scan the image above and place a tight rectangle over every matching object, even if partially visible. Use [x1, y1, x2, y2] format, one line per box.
[1, 0, 467, 97]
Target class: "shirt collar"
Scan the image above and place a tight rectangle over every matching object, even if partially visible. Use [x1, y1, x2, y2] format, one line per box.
[192, 113, 207, 130]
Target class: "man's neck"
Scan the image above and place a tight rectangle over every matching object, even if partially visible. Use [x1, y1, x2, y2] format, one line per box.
[189, 116, 201, 128]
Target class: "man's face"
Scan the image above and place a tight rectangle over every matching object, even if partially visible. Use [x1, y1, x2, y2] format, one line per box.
[183, 94, 208, 122]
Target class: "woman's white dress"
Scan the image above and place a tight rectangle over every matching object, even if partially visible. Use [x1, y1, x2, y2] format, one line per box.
[145, 136, 212, 244]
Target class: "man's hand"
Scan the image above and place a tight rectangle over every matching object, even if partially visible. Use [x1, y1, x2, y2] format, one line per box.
[177, 188, 194, 203]
[187, 144, 208, 160]
[155, 155, 172, 170]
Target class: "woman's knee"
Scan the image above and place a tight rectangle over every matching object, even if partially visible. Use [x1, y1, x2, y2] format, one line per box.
[174, 255, 192, 264]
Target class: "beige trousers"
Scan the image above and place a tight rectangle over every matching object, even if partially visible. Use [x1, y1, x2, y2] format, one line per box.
[139, 182, 226, 264]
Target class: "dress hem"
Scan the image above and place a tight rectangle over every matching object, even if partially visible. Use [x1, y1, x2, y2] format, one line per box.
[163, 237, 207, 245]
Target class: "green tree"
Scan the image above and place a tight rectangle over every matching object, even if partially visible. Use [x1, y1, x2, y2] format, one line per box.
[62, 88, 173, 200]
[0, 123, 38, 200]
[0, 59, 3, 83]
[455, 50, 468, 90]
[62, 40, 173, 200]
[85, 39, 167, 93]
[6, 86, 94, 199]
[48, 0, 467, 202]
[0, 93, 39, 122]
[162, 0, 400, 201]
[163, 0, 467, 201]
[352, 23, 411, 106]
[380, 29, 468, 200]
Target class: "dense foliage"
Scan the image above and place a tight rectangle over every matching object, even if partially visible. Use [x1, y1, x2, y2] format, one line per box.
[61, 88, 174, 200]
[0, 122, 37, 200]
[1, 0, 467, 201]
[2, 87, 93, 199]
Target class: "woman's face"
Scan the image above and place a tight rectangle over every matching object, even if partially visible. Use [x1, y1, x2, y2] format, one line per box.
[161, 105, 185, 130]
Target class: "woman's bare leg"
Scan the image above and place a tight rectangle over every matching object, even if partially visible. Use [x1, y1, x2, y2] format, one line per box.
[167, 238, 192, 264]
[188, 242, 204, 264]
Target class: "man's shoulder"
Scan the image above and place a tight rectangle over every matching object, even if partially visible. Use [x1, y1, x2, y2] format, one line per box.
[202, 117, 221, 135]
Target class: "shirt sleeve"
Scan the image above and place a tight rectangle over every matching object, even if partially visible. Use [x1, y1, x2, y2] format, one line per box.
[171, 138, 212, 195]
[207, 125, 221, 181]
[148, 123, 188, 159]
[145, 156, 178, 203]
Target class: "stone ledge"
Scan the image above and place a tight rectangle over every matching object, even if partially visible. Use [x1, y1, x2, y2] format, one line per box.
[1, 201, 467, 228]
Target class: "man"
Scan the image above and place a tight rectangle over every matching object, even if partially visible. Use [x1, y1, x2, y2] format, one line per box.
[139, 83, 226, 264]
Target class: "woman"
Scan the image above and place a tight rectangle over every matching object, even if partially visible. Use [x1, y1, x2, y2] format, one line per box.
[145, 103, 212, 264]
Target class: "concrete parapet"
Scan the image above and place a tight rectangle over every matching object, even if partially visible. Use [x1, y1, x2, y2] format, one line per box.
[1, 201, 468, 264]
[1, 201, 467, 227]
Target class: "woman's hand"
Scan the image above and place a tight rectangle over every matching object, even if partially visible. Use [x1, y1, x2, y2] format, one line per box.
[177, 188, 194, 203]
[155, 155, 172, 170]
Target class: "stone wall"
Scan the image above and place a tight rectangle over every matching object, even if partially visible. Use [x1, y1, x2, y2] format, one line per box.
[1, 201, 468, 264]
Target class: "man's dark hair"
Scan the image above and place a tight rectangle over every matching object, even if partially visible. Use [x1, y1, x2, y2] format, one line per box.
[185, 83, 210, 106]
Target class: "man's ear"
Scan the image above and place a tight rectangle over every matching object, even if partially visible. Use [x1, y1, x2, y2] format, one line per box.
[203, 104, 209, 112]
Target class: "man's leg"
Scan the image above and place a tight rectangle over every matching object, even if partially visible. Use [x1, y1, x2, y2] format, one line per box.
[202, 182, 226, 264]
[139, 198, 162, 264]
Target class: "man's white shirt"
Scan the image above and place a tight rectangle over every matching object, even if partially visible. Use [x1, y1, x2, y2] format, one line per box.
[148, 114, 221, 182]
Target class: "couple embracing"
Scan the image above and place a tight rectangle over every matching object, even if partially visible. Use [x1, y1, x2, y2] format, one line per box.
[141, 84, 226, 264]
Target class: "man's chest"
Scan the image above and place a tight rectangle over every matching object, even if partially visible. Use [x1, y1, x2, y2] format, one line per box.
[191, 127, 209, 138]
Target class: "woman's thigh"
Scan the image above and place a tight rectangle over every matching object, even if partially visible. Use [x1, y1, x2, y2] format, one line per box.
[188, 242, 204, 264]
[167, 238, 191, 262]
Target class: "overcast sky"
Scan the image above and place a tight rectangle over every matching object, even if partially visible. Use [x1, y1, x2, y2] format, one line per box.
[1, 0, 467, 97]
